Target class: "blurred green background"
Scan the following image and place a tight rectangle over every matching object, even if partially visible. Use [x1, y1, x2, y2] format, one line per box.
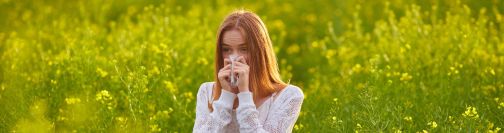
[1, 0, 504, 132]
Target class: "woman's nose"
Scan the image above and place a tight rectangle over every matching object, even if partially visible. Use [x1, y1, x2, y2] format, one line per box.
[232, 50, 240, 56]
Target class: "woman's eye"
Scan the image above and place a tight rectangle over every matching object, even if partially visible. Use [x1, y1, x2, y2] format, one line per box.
[223, 48, 230, 52]
[240, 48, 247, 52]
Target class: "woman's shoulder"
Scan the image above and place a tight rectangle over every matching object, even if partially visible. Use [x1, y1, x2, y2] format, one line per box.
[199, 81, 215, 88]
[277, 84, 304, 99]
[197, 82, 215, 96]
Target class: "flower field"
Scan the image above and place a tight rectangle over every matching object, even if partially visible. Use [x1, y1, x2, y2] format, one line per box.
[1, 0, 503, 132]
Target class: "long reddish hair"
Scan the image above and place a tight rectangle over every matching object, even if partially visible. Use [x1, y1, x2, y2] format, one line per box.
[209, 10, 287, 111]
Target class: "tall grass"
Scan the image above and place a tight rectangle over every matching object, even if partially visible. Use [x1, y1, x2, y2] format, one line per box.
[1, 0, 503, 132]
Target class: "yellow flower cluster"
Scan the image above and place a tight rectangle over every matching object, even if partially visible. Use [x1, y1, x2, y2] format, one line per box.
[495, 98, 504, 109]
[96, 90, 112, 101]
[487, 122, 501, 133]
[294, 123, 304, 131]
[96, 90, 114, 110]
[50, 80, 57, 85]
[462, 106, 479, 119]
[386, 71, 413, 83]
[286, 44, 300, 55]
[447, 63, 463, 76]
[403, 116, 413, 123]
[148, 66, 160, 76]
[183, 92, 194, 102]
[149, 108, 173, 121]
[427, 121, 437, 129]
[448, 116, 456, 124]
[96, 67, 109, 78]
[149, 124, 161, 132]
[65, 97, 81, 105]
[400, 73, 413, 81]
[354, 123, 363, 133]
[484, 67, 496, 76]
[115, 116, 126, 123]
[488, 127, 501, 133]
[163, 80, 177, 94]
[393, 128, 403, 133]
[351, 64, 363, 74]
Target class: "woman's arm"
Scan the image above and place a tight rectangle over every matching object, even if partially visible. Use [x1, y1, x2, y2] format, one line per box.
[236, 87, 304, 133]
[193, 83, 236, 133]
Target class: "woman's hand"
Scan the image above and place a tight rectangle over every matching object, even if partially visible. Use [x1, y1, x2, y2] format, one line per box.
[218, 58, 239, 93]
[232, 56, 250, 92]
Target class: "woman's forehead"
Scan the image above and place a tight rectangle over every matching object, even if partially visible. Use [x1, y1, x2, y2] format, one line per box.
[222, 29, 245, 46]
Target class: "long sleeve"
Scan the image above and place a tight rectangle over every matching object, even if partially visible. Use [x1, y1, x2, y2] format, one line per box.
[236, 86, 304, 133]
[193, 83, 237, 133]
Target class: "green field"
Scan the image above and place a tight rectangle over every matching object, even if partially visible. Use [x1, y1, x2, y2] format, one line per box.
[1, 0, 504, 132]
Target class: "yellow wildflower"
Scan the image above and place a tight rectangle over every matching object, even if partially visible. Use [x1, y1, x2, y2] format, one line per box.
[183, 92, 194, 101]
[160, 43, 167, 49]
[356, 123, 362, 129]
[352, 64, 363, 73]
[427, 121, 437, 128]
[394, 72, 401, 76]
[50, 80, 57, 85]
[462, 106, 479, 119]
[405, 44, 411, 49]
[488, 127, 501, 133]
[148, 66, 160, 75]
[96, 90, 112, 102]
[96, 67, 108, 78]
[448, 116, 455, 124]
[448, 66, 459, 76]
[400, 73, 412, 81]
[196, 58, 209, 65]
[116, 117, 125, 122]
[65, 97, 81, 105]
[287, 44, 300, 55]
[294, 123, 304, 130]
[149, 124, 161, 132]
[57, 116, 67, 121]
[403, 116, 413, 123]
[163, 80, 177, 93]
[96, 90, 114, 110]
[333, 98, 338, 102]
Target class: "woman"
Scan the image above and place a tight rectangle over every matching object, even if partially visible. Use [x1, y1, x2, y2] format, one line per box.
[193, 10, 304, 133]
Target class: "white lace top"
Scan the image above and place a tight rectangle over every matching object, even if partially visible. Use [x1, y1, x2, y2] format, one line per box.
[193, 82, 304, 133]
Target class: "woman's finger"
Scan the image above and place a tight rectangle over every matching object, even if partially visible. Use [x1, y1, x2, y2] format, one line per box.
[233, 61, 249, 69]
[221, 64, 231, 71]
[234, 69, 244, 75]
[237, 56, 247, 65]
[218, 69, 231, 78]
[224, 58, 231, 66]
[233, 63, 249, 76]
[232, 66, 247, 75]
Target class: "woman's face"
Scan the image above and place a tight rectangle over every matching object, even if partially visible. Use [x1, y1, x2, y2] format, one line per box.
[221, 29, 249, 62]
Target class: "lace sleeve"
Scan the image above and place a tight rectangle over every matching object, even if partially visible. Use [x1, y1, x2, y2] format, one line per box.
[193, 83, 236, 133]
[236, 87, 304, 133]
